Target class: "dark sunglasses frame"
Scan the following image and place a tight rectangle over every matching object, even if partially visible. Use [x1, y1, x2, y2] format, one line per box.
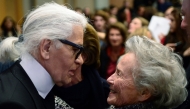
[58, 39, 84, 59]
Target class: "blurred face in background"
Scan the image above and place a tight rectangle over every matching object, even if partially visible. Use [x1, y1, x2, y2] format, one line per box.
[5, 18, 13, 30]
[128, 18, 142, 33]
[167, 14, 177, 33]
[108, 17, 118, 25]
[181, 0, 190, 38]
[164, 7, 174, 18]
[110, 7, 118, 16]
[108, 28, 123, 47]
[94, 15, 106, 32]
[84, 7, 91, 15]
[138, 6, 145, 16]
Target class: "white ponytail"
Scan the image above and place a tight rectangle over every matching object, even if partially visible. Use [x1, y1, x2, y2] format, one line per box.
[0, 37, 20, 62]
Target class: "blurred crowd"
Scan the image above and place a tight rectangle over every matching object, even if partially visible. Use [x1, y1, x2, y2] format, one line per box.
[0, 0, 190, 79]
[71, 0, 190, 80]
[0, 0, 189, 109]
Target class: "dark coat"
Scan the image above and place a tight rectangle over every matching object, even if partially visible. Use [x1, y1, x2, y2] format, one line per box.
[99, 46, 110, 79]
[0, 61, 54, 109]
[0, 61, 14, 73]
[53, 65, 110, 109]
[173, 85, 190, 109]
[174, 64, 190, 109]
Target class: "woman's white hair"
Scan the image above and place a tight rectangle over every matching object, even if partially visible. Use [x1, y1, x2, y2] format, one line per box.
[0, 2, 87, 62]
[126, 36, 187, 108]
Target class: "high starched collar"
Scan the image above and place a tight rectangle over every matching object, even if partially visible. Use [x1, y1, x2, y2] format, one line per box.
[20, 53, 54, 99]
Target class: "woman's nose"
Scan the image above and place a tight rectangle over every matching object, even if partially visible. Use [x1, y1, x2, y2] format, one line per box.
[107, 74, 115, 85]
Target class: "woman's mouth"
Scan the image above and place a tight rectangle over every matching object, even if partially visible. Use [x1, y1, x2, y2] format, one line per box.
[110, 89, 117, 94]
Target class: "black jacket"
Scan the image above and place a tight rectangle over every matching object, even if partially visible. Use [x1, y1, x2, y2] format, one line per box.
[0, 61, 54, 109]
[0, 61, 13, 73]
[174, 64, 190, 109]
[99, 46, 110, 79]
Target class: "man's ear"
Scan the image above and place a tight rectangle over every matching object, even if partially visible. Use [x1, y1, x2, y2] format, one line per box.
[39, 39, 52, 60]
[138, 89, 151, 102]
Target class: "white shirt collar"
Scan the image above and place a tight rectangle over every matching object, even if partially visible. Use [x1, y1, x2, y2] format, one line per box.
[20, 53, 54, 99]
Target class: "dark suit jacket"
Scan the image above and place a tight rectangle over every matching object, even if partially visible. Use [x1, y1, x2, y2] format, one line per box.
[0, 61, 54, 109]
[0, 61, 14, 73]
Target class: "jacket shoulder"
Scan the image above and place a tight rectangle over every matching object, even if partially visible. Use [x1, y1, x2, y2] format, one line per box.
[0, 100, 26, 109]
[0, 67, 19, 100]
[0, 63, 37, 109]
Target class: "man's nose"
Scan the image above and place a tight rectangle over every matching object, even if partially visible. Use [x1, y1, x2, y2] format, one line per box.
[75, 54, 84, 65]
[181, 19, 187, 29]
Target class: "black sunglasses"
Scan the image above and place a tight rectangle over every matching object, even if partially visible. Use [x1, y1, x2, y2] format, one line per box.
[58, 39, 84, 59]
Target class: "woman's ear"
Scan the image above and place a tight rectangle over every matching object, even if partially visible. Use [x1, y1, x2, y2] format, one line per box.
[138, 89, 151, 102]
[39, 39, 52, 60]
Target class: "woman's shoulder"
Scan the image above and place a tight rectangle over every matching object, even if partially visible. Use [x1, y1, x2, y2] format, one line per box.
[107, 102, 159, 109]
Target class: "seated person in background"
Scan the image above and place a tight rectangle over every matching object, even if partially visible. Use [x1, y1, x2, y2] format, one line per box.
[107, 36, 187, 109]
[127, 17, 149, 35]
[108, 15, 118, 26]
[93, 10, 109, 47]
[0, 16, 21, 39]
[54, 23, 110, 109]
[164, 6, 174, 18]
[99, 22, 127, 79]
[163, 8, 190, 69]
[164, 8, 189, 55]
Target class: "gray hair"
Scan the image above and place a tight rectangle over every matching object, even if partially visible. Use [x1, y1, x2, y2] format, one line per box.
[126, 36, 187, 108]
[0, 2, 87, 62]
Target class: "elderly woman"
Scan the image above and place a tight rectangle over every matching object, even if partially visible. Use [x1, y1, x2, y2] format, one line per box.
[107, 36, 187, 109]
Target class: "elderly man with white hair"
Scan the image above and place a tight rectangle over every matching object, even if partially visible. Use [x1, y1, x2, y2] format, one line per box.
[0, 2, 87, 109]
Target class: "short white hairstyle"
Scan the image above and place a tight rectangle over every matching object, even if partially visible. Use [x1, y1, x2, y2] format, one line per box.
[0, 2, 87, 62]
[125, 36, 187, 108]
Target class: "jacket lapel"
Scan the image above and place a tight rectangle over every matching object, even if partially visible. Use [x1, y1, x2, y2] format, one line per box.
[11, 61, 46, 109]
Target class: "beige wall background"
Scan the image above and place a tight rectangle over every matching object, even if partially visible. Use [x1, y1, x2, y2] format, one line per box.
[110, 0, 134, 8]
[75, 0, 94, 12]
[0, 0, 23, 25]
[0, 0, 131, 25]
